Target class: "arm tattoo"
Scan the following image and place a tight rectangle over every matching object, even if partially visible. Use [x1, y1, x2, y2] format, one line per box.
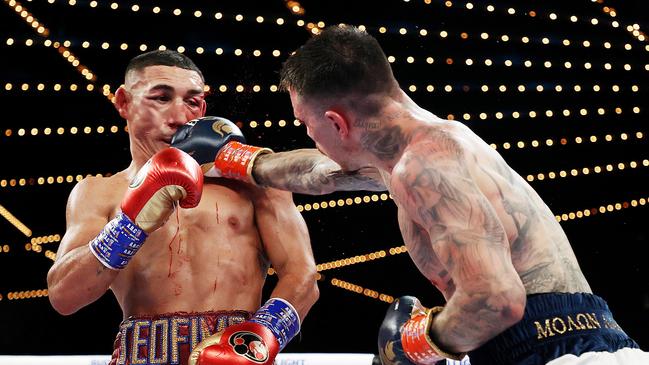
[252, 149, 386, 194]
[394, 135, 522, 350]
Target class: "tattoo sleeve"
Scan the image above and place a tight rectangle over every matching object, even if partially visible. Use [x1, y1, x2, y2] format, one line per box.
[392, 137, 524, 352]
[252, 149, 386, 195]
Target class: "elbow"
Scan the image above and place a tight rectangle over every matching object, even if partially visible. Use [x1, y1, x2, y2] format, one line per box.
[498, 284, 526, 328]
[47, 287, 78, 316]
[302, 270, 320, 308]
[46, 270, 79, 316]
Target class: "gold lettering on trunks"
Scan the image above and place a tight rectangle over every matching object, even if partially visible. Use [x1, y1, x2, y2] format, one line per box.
[535, 312, 610, 340]
[117, 321, 134, 365]
[131, 321, 150, 364]
[199, 316, 212, 340]
[149, 319, 169, 364]
[190, 317, 200, 351]
[171, 317, 190, 364]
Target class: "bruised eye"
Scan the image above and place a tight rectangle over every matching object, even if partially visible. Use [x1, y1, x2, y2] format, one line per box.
[149, 95, 170, 102]
[186, 98, 201, 107]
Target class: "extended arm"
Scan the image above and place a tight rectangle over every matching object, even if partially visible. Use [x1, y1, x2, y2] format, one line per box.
[170, 117, 386, 195]
[391, 141, 526, 354]
[253, 148, 386, 195]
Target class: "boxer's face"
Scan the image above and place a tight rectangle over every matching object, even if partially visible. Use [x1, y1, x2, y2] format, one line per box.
[290, 90, 361, 171]
[119, 65, 206, 153]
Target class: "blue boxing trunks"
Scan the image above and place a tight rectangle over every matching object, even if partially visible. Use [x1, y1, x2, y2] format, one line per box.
[467, 293, 641, 365]
[109, 310, 252, 365]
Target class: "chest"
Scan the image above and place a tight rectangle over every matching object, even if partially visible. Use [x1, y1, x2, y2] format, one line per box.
[110, 180, 256, 235]
[186, 184, 255, 232]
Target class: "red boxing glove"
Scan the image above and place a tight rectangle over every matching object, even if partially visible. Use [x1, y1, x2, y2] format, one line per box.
[89, 147, 203, 270]
[189, 321, 279, 365]
[122, 147, 203, 233]
[401, 305, 465, 365]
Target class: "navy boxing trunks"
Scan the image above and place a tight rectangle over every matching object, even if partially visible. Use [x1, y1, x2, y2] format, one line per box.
[467, 293, 639, 365]
[109, 310, 252, 365]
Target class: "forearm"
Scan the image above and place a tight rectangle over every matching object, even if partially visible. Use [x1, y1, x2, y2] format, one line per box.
[252, 149, 386, 195]
[47, 245, 117, 315]
[269, 271, 320, 322]
[429, 290, 524, 353]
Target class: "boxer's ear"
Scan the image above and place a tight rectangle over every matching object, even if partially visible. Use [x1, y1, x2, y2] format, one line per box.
[114, 86, 130, 119]
[324, 110, 349, 138]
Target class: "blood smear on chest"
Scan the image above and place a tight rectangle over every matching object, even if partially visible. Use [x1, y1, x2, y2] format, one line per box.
[167, 206, 182, 277]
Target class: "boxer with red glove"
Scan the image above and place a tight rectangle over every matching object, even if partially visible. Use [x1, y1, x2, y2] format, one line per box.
[89, 147, 203, 270]
[189, 297, 300, 365]
[171, 116, 272, 185]
[378, 296, 465, 365]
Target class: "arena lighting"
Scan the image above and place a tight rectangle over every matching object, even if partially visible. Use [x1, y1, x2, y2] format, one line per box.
[19, 0, 648, 49]
[5, 289, 48, 300]
[2, 0, 111, 101]
[1, 156, 645, 191]
[0, 204, 32, 237]
[556, 197, 649, 222]
[3, 126, 643, 148]
[410, 1, 628, 34]
[330, 278, 394, 303]
[525, 159, 648, 182]
[12, 80, 635, 96]
[9, 190, 649, 304]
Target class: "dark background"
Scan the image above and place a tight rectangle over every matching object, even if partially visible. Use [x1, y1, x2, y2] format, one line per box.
[0, 0, 647, 357]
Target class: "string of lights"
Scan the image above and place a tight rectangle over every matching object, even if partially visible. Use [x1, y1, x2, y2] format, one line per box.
[23, 234, 61, 256]
[445, 105, 641, 122]
[1, 138, 645, 190]
[315, 246, 407, 272]
[4, 0, 101, 88]
[330, 278, 395, 303]
[1, 114, 645, 142]
[0, 203, 32, 237]
[419, 0, 641, 40]
[5, 35, 648, 60]
[524, 159, 648, 182]
[294, 160, 648, 212]
[2, 289, 48, 301]
[490, 131, 644, 151]
[33, 0, 306, 28]
[556, 196, 648, 222]
[5, 195, 647, 303]
[2, 81, 642, 96]
[591, 0, 646, 43]
[28, 0, 645, 47]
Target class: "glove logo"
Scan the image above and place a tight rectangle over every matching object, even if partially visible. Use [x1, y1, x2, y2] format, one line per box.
[129, 160, 152, 188]
[211, 120, 234, 137]
[228, 331, 269, 363]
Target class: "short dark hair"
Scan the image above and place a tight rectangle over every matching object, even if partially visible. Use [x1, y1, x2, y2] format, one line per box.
[125, 50, 204, 82]
[280, 25, 397, 99]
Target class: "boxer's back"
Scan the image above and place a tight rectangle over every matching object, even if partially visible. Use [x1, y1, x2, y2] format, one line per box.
[85, 171, 268, 318]
[430, 121, 591, 295]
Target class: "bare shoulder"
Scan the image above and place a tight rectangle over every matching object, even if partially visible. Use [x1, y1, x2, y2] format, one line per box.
[66, 173, 126, 219]
[391, 129, 464, 184]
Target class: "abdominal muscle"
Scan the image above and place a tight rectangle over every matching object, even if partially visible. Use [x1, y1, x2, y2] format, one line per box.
[109, 184, 268, 318]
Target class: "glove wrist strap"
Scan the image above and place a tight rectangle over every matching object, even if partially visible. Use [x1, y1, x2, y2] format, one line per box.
[401, 306, 466, 364]
[88, 212, 148, 270]
[213, 141, 273, 185]
[250, 297, 300, 351]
